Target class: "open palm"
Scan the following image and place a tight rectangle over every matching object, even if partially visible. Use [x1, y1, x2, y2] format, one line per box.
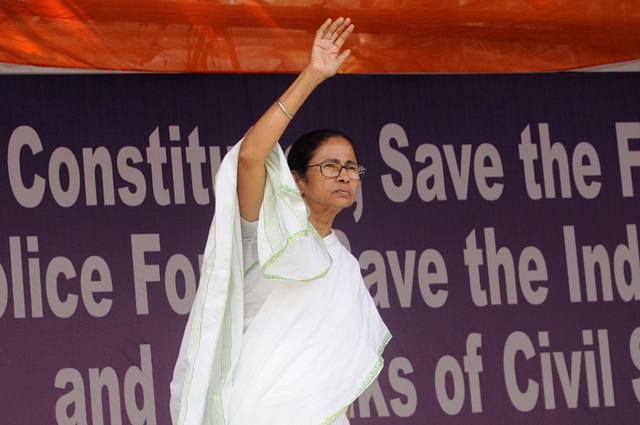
[309, 17, 355, 78]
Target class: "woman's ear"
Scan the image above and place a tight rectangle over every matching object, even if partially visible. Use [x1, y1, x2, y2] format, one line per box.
[291, 170, 304, 196]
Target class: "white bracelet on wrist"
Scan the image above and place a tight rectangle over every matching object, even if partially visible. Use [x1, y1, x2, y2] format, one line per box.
[277, 100, 295, 120]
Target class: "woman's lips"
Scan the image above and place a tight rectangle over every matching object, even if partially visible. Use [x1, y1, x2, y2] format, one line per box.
[335, 189, 352, 196]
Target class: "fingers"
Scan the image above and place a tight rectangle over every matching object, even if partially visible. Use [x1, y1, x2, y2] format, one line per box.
[315, 18, 332, 40]
[324, 17, 346, 42]
[316, 17, 354, 48]
[334, 21, 354, 48]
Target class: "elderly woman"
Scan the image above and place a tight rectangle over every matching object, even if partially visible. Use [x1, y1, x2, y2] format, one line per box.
[171, 18, 390, 425]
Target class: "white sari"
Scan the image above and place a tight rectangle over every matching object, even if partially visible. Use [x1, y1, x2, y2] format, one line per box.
[170, 139, 391, 425]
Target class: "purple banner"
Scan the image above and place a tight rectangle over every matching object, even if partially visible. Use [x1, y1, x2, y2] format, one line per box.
[1, 73, 640, 424]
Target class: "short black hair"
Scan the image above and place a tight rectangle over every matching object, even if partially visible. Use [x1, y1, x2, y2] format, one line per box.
[287, 129, 357, 180]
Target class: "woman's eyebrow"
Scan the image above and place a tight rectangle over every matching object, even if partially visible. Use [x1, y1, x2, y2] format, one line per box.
[321, 158, 357, 164]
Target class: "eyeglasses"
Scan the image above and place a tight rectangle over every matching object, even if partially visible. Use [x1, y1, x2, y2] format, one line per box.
[307, 162, 366, 180]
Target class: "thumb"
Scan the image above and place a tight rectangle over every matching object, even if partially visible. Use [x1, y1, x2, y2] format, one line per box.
[336, 49, 351, 66]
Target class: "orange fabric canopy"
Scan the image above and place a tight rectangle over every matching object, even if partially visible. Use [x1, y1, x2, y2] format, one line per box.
[1, 0, 640, 73]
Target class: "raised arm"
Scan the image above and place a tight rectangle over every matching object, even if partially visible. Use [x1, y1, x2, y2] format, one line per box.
[237, 17, 354, 221]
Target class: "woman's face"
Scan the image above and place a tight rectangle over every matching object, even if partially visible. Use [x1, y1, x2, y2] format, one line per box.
[294, 136, 360, 215]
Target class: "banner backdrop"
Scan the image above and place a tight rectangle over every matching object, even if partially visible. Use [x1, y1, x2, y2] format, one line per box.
[1, 72, 640, 425]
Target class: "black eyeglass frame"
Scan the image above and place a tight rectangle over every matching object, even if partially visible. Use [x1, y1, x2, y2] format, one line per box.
[305, 162, 366, 180]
